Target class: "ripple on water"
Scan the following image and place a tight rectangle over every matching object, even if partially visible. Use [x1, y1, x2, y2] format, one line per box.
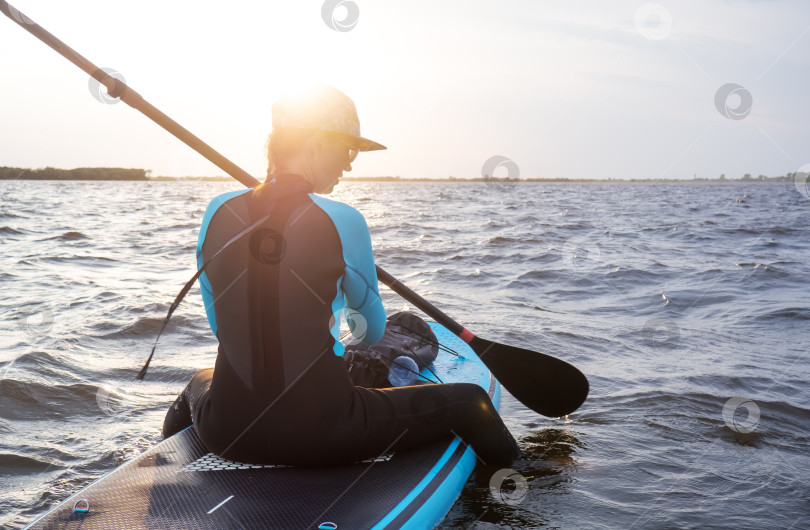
[0, 226, 25, 236]
[43, 231, 89, 242]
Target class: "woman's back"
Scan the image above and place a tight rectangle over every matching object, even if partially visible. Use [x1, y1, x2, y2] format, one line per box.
[191, 176, 386, 460]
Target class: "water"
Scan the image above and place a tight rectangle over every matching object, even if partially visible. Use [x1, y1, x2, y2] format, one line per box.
[1, 180, 809, 529]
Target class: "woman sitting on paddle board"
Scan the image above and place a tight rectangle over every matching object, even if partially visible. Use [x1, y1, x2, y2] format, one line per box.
[162, 83, 520, 466]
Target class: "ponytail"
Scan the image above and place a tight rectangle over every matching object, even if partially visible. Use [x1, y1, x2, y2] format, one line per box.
[264, 128, 316, 182]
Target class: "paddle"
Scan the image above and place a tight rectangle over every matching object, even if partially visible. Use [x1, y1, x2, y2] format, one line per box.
[376, 269, 588, 417]
[2, 1, 589, 417]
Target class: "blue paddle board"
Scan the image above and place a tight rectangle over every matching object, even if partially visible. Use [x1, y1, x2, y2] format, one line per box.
[26, 322, 500, 529]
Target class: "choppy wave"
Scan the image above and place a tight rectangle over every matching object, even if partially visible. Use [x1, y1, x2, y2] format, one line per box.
[0, 226, 25, 236]
[44, 231, 89, 241]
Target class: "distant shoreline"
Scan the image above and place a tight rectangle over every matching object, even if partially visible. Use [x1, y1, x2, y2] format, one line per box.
[0, 166, 799, 183]
[0, 167, 148, 181]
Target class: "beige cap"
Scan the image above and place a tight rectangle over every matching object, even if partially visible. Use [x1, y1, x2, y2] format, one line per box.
[271, 83, 386, 151]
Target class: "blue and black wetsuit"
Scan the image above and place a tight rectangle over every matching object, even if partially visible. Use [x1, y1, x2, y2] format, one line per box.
[163, 174, 520, 466]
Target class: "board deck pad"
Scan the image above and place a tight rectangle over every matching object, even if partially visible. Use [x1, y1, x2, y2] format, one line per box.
[28, 323, 499, 530]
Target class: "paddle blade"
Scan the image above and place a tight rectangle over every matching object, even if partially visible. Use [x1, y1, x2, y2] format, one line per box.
[470, 336, 589, 417]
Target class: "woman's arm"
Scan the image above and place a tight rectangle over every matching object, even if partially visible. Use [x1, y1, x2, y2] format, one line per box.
[339, 208, 386, 345]
[309, 195, 387, 345]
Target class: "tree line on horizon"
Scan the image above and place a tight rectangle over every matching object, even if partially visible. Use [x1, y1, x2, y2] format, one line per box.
[0, 167, 148, 180]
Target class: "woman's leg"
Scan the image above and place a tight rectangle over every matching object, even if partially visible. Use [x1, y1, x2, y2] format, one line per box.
[161, 368, 214, 439]
[331, 382, 521, 467]
[162, 364, 519, 467]
[399, 382, 521, 465]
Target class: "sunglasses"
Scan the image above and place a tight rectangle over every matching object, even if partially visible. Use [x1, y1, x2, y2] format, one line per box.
[333, 136, 358, 163]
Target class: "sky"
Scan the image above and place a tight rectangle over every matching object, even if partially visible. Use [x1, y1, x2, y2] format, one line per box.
[1, 0, 809, 180]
